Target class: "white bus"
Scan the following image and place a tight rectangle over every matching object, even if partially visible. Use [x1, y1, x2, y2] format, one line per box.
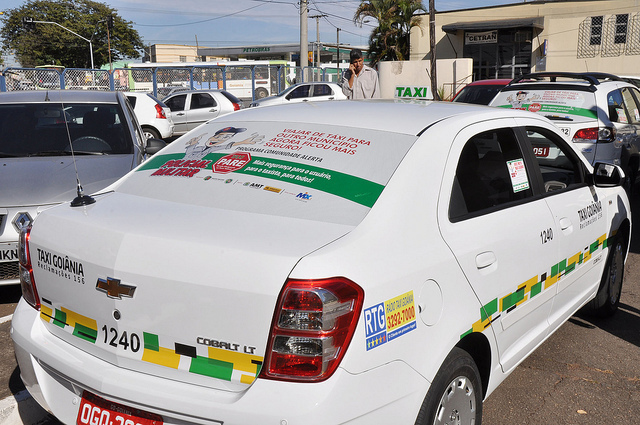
[122, 60, 297, 100]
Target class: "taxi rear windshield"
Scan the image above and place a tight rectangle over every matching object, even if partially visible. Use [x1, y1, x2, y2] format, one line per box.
[492, 87, 598, 123]
[121, 120, 418, 225]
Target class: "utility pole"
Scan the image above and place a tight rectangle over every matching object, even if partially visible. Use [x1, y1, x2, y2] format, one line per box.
[300, 0, 309, 80]
[336, 28, 340, 67]
[309, 14, 326, 69]
[429, 0, 438, 100]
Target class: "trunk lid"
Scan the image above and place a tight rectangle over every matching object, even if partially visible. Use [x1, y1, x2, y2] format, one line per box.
[31, 192, 354, 391]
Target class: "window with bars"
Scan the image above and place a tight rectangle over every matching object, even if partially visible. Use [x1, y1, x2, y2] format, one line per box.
[614, 14, 629, 44]
[590, 16, 603, 45]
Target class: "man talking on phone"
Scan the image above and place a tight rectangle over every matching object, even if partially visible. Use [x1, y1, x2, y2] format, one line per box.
[341, 49, 380, 99]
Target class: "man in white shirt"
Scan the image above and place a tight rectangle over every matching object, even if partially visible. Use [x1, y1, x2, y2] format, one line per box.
[341, 49, 380, 99]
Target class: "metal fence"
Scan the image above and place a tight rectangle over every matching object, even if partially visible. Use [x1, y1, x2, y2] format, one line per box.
[0, 64, 345, 101]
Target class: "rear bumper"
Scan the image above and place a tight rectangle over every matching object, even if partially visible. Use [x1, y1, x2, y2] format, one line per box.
[12, 299, 428, 425]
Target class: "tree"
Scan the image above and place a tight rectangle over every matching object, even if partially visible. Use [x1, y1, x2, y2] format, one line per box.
[354, 0, 425, 65]
[0, 0, 144, 68]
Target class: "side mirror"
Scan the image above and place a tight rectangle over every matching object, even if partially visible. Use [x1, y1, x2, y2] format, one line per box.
[592, 162, 625, 187]
[145, 138, 166, 156]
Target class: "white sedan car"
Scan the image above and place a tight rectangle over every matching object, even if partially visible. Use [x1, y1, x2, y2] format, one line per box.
[12, 101, 630, 425]
[250, 81, 346, 107]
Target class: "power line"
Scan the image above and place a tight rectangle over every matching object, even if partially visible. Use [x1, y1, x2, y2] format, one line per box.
[135, 3, 267, 27]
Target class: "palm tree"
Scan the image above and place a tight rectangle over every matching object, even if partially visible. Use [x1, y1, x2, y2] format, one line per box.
[354, 0, 426, 65]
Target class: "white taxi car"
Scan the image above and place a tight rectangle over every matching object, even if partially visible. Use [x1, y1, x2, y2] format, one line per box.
[12, 101, 630, 425]
[490, 72, 640, 190]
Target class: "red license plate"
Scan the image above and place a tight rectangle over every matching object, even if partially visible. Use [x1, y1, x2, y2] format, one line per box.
[77, 391, 163, 425]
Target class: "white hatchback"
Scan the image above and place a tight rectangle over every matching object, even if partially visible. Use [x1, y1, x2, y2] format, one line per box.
[125, 92, 175, 140]
[12, 100, 630, 425]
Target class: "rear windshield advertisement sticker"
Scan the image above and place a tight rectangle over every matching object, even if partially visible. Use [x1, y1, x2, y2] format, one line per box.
[496, 90, 597, 119]
[138, 124, 414, 208]
[364, 291, 417, 351]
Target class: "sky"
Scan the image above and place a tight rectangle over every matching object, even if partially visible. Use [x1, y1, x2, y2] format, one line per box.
[1, 0, 523, 66]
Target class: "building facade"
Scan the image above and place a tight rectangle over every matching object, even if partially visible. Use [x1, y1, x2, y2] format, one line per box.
[410, 0, 640, 81]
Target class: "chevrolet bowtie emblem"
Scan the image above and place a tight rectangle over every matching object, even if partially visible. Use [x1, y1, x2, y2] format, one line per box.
[96, 277, 136, 299]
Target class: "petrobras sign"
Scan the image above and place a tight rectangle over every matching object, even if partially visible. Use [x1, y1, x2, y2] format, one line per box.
[465, 30, 498, 45]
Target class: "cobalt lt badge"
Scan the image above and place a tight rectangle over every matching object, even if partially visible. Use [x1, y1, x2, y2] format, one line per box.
[96, 277, 136, 299]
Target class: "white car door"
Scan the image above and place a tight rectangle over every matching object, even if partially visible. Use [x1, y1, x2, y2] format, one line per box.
[310, 84, 337, 102]
[439, 119, 558, 372]
[516, 123, 612, 330]
[164, 93, 189, 134]
[285, 85, 311, 104]
[185, 92, 220, 131]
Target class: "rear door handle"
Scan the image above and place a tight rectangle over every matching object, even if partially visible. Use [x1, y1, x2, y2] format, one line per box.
[476, 251, 497, 270]
[559, 217, 573, 233]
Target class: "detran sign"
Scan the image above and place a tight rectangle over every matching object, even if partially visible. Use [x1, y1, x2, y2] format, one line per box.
[212, 152, 252, 174]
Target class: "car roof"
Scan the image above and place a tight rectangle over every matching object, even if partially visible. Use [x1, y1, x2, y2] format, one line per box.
[214, 99, 523, 136]
[0, 90, 122, 103]
[167, 90, 224, 95]
[502, 72, 633, 92]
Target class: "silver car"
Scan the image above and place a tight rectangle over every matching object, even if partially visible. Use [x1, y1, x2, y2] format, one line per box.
[0, 90, 164, 286]
[163, 90, 242, 136]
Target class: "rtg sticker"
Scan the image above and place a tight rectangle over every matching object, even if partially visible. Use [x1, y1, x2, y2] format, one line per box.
[364, 291, 417, 351]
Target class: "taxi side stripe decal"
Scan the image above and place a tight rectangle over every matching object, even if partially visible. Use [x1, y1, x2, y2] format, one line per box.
[461, 232, 612, 339]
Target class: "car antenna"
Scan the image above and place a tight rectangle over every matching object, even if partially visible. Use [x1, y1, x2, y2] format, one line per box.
[56, 91, 96, 207]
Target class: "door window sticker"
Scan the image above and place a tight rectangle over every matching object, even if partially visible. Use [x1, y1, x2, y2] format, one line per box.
[506, 158, 530, 193]
[616, 108, 628, 124]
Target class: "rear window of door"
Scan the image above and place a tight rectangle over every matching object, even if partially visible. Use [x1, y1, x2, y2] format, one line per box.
[165, 94, 187, 112]
[312, 84, 333, 97]
[190, 93, 217, 109]
[450, 127, 534, 220]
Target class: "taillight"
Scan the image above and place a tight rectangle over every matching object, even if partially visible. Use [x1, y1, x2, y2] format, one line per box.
[19, 227, 40, 310]
[261, 277, 364, 382]
[232, 102, 241, 111]
[155, 103, 167, 119]
[573, 127, 615, 143]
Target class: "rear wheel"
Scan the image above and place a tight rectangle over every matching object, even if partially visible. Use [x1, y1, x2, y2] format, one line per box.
[588, 232, 626, 317]
[142, 127, 161, 140]
[415, 348, 483, 425]
[255, 88, 269, 99]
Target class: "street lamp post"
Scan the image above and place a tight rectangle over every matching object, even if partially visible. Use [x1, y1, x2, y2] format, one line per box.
[24, 18, 95, 69]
